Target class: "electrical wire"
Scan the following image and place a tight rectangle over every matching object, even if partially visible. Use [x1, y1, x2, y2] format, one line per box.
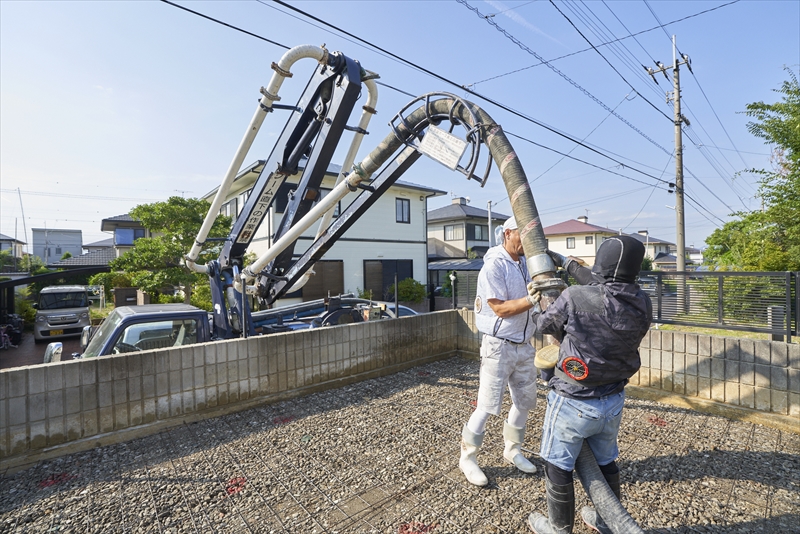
[267, 0, 675, 188]
[643, 0, 751, 170]
[548, 0, 673, 122]
[622, 153, 674, 232]
[159, 0, 725, 225]
[469, 0, 741, 86]
[459, 0, 673, 155]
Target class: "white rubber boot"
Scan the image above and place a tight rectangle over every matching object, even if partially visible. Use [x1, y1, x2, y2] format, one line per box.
[459, 424, 489, 486]
[503, 421, 537, 474]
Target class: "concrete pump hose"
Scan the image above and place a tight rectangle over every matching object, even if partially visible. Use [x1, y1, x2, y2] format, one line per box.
[359, 97, 553, 280]
[575, 441, 644, 534]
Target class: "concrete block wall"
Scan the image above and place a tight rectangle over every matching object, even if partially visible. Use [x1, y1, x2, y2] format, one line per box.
[0, 311, 458, 463]
[456, 309, 799, 419]
[633, 330, 800, 417]
[3, 308, 795, 465]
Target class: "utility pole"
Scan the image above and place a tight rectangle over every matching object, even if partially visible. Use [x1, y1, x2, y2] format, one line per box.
[646, 35, 692, 309]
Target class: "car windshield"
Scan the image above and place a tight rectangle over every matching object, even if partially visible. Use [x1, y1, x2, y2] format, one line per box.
[83, 310, 124, 358]
[39, 291, 87, 310]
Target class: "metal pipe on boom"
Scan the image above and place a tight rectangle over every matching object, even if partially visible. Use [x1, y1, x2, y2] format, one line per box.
[185, 44, 334, 274]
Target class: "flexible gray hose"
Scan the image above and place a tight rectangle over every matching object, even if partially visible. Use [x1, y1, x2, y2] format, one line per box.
[358, 97, 552, 279]
[575, 441, 644, 534]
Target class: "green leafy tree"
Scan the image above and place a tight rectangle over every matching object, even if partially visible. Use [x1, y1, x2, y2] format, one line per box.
[641, 255, 653, 272]
[110, 197, 231, 304]
[0, 250, 16, 270]
[60, 251, 73, 261]
[705, 69, 800, 271]
[88, 272, 134, 300]
[21, 254, 48, 275]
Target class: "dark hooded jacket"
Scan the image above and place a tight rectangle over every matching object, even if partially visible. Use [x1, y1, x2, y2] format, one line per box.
[536, 236, 653, 399]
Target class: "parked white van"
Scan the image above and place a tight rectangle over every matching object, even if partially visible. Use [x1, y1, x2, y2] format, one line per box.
[33, 285, 91, 343]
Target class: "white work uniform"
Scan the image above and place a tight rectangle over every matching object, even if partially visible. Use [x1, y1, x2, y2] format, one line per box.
[473, 245, 538, 415]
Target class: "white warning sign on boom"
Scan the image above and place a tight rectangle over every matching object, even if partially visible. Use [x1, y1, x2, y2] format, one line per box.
[418, 125, 467, 171]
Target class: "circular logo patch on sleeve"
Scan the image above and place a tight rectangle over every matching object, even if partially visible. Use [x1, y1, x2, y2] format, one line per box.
[562, 357, 589, 381]
[474, 296, 482, 313]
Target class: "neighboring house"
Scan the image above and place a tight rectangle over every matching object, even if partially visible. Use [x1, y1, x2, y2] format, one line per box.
[686, 246, 704, 264]
[84, 238, 115, 253]
[0, 233, 25, 259]
[0, 233, 26, 275]
[32, 228, 82, 266]
[427, 197, 509, 260]
[542, 216, 620, 265]
[651, 247, 703, 271]
[203, 159, 446, 304]
[627, 230, 674, 261]
[101, 214, 148, 259]
[48, 219, 147, 270]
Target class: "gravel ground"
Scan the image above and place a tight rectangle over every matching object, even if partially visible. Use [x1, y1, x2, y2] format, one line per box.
[1, 356, 798, 533]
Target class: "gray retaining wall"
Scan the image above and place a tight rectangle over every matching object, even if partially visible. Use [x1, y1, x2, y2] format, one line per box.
[456, 309, 800, 420]
[0, 311, 458, 466]
[1, 309, 797, 468]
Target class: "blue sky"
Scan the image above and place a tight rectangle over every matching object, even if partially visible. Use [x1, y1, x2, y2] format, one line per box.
[1, 0, 798, 253]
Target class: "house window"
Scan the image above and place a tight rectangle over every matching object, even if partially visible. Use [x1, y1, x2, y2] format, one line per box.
[566, 237, 576, 249]
[585, 236, 593, 245]
[115, 228, 145, 246]
[317, 188, 341, 218]
[55, 246, 62, 255]
[220, 198, 238, 220]
[467, 224, 489, 241]
[396, 198, 410, 223]
[444, 224, 464, 241]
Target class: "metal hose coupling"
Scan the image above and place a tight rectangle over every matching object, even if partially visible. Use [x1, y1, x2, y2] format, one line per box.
[526, 253, 556, 279]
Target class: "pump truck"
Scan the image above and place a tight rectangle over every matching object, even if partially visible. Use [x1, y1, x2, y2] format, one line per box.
[183, 44, 565, 340]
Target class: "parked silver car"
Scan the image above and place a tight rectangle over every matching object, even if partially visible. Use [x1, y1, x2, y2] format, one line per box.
[33, 285, 91, 343]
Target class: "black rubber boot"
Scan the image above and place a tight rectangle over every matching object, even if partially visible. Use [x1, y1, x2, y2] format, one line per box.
[581, 470, 620, 534]
[527, 472, 575, 534]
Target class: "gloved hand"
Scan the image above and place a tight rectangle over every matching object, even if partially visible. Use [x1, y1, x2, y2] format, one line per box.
[546, 249, 566, 268]
[526, 282, 541, 307]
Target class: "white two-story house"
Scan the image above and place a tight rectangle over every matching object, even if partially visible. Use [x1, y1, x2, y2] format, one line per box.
[204, 160, 446, 304]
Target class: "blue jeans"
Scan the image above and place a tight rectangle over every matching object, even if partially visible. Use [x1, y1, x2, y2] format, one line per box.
[539, 389, 625, 472]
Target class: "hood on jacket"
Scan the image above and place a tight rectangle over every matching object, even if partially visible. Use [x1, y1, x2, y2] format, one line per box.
[591, 236, 645, 283]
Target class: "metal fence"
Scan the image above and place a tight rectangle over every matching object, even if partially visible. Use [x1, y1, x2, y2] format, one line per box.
[450, 269, 798, 341]
[638, 271, 798, 340]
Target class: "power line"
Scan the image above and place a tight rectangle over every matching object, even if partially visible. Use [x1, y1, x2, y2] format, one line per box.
[643, 0, 751, 172]
[266, 0, 675, 187]
[505, 130, 669, 187]
[161, 0, 724, 225]
[622, 152, 674, 232]
[469, 0, 741, 85]
[459, 0, 673, 155]
[160, 0, 289, 49]
[547, 0, 673, 122]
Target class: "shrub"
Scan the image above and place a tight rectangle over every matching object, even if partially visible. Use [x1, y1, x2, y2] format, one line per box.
[387, 278, 426, 304]
[356, 288, 374, 300]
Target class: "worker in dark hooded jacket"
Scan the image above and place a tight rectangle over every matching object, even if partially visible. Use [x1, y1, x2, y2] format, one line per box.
[526, 236, 652, 534]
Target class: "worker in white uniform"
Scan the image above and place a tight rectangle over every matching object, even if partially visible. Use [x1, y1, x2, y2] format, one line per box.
[459, 217, 539, 487]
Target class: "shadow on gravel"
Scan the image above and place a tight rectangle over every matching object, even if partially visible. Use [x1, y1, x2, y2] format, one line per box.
[1, 357, 798, 534]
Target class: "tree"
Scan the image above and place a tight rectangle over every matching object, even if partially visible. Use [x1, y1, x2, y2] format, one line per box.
[704, 69, 800, 271]
[110, 197, 231, 304]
